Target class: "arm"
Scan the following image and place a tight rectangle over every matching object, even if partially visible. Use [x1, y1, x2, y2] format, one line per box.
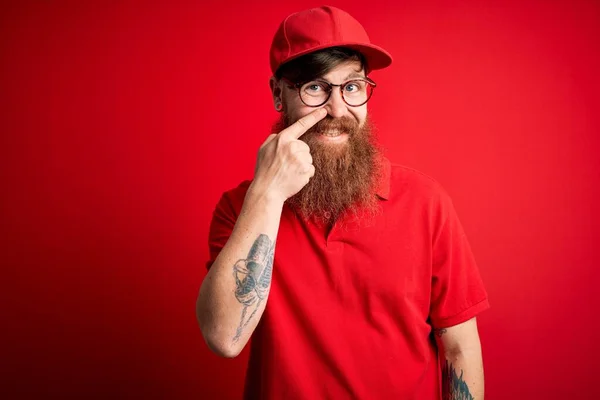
[196, 108, 327, 358]
[434, 317, 484, 400]
[197, 189, 283, 358]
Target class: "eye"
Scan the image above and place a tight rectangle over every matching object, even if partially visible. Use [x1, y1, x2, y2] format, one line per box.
[304, 82, 325, 93]
[344, 81, 364, 93]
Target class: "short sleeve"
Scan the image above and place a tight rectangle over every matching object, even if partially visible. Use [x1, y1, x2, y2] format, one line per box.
[205, 180, 253, 271]
[429, 189, 490, 328]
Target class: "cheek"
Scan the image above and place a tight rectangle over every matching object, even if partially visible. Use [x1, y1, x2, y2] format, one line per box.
[283, 93, 314, 123]
[352, 106, 368, 127]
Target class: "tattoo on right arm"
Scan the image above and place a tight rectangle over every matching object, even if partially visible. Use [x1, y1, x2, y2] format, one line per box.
[232, 234, 274, 342]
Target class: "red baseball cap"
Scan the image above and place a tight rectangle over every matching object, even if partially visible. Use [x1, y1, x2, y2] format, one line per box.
[270, 5, 393, 75]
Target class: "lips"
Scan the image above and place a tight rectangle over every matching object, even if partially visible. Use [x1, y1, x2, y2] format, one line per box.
[321, 129, 344, 137]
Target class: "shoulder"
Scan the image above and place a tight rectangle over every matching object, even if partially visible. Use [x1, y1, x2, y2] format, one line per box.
[222, 179, 252, 201]
[213, 180, 252, 218]
[388, 163, 450, 202]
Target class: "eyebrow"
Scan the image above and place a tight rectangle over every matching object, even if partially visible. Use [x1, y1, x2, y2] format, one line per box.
[342, 71, 367, 81]
[315, 71, 366, 84]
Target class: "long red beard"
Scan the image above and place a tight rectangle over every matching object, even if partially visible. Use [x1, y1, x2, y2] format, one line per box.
[273, 114, 382, 223]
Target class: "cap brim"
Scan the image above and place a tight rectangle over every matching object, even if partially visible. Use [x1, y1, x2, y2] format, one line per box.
[343, 43, 393, 71]
[277, 42, 393, 74]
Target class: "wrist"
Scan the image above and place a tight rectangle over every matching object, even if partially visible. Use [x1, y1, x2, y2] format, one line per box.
[246, 182, 286, 209]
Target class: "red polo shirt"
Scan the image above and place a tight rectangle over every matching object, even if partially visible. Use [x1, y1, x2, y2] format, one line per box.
[206, 158, 489, 399]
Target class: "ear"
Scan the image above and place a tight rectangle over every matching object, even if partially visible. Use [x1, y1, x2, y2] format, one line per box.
[269, 76, 282, 109]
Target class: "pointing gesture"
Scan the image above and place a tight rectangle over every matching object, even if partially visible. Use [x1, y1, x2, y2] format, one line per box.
[279, 108, 327, 140]
[251, 108, 327, 203]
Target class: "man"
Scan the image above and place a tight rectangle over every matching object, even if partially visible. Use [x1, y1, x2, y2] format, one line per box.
[197, 5, 489, 399]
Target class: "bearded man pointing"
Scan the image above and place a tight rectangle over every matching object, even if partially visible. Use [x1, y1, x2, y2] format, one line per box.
[197, 6, 489, 399]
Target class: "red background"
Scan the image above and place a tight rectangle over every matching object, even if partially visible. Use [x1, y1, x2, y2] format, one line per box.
[2, 0, 599, 398]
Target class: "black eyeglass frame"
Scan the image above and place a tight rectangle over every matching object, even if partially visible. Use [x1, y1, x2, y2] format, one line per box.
[283, 77, 377, 108]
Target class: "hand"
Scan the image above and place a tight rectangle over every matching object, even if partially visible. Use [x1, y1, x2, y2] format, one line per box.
[250, 108, 327, 203]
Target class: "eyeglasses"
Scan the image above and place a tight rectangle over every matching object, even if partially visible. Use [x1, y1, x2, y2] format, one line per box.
[284, 77, 377, 107]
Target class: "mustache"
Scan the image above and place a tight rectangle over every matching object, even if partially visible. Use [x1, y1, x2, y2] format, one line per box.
[307, 116, 360, 136]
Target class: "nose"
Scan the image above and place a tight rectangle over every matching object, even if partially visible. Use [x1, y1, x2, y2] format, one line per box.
[323, 88, 347, 118]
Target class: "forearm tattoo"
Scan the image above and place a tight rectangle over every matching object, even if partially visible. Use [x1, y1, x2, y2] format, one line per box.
[442, 361, 474, 400]
[232, 234, 274, 342]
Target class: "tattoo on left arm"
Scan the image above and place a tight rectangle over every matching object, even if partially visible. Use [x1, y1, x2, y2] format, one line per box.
[442, 360, 474, 400]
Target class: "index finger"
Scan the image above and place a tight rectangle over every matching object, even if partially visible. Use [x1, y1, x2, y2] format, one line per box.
[279, 108, 327, 140]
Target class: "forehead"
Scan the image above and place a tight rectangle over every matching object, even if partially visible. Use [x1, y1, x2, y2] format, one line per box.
[318, 60, 365, 82]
